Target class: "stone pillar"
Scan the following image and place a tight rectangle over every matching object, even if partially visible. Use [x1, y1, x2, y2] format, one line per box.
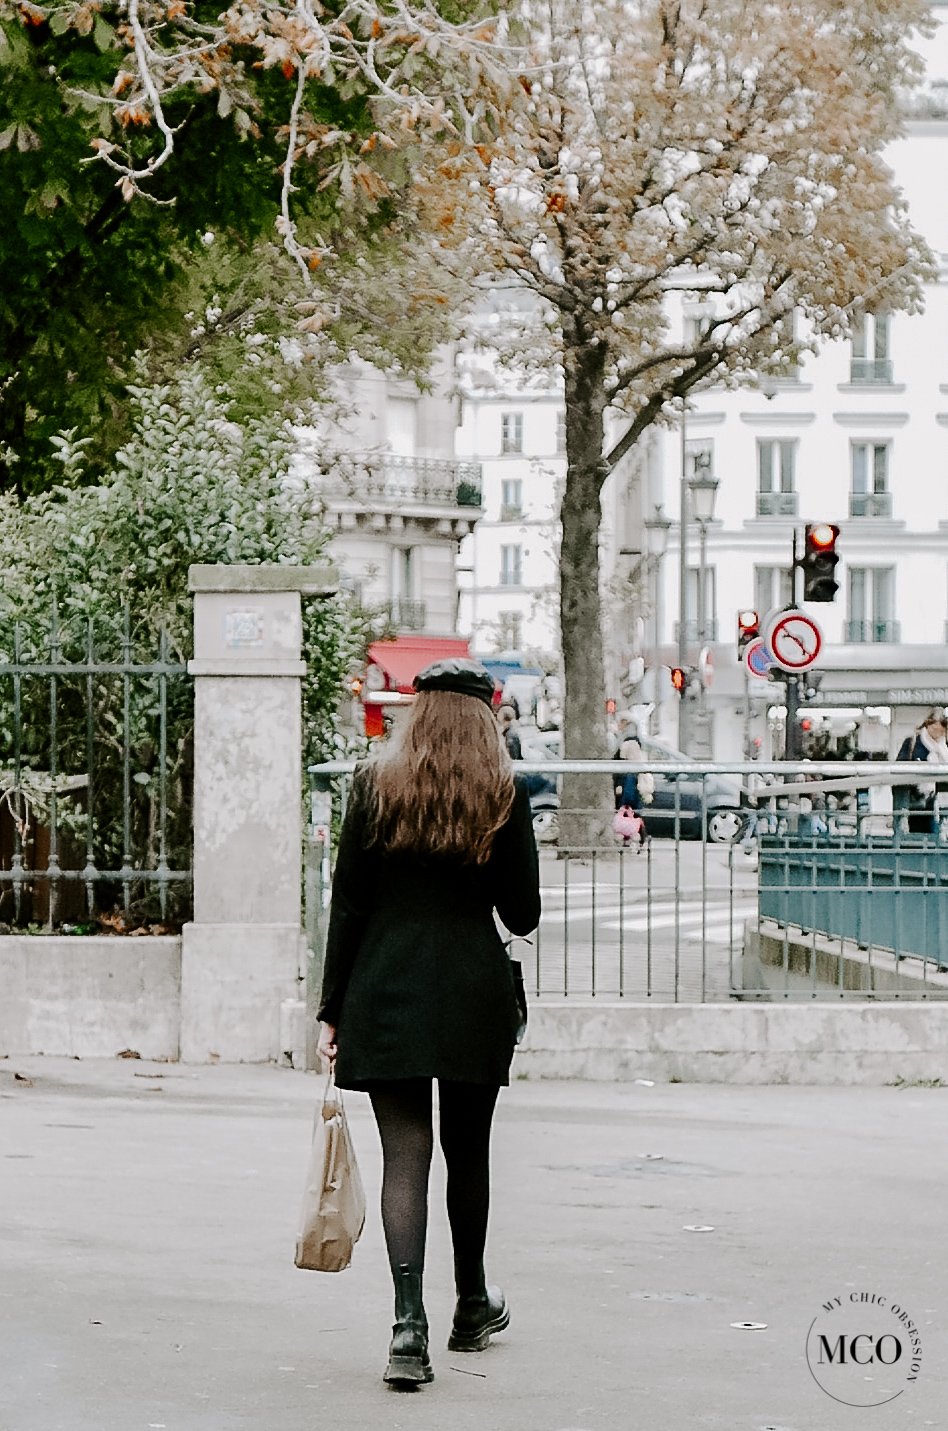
[180, 564, 336, 1063]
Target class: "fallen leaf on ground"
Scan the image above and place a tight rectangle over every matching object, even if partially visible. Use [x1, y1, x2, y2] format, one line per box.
[115, 1049, 141, 1060]
[13, 1072, 33, 1086]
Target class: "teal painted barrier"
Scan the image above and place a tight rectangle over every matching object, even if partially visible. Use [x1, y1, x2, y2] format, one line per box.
[758, 836, 948, 966]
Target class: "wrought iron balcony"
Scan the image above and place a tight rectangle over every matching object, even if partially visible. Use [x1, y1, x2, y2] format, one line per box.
[849, 491, 892, 518]
[756, 491, 798, 518]
[673, 619, 719, 644]
[849, 358, 893, 384]
[325, 453, 482, 510]
[385, 599, 428, 632]
[845, 620, 901, 644]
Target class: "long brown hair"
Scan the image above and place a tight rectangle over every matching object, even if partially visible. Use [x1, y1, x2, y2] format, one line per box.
[364, 691, 516, 864]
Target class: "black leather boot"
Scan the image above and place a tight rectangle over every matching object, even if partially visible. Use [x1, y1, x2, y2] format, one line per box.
[384, 1265, 433, 1386]
[448, 1258, 509, 1352]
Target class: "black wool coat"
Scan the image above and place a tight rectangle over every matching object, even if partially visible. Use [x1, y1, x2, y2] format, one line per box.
[317, 771, 541, 1089]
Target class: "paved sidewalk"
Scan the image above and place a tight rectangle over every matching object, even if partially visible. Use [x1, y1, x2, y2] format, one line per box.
[1, 1056, 946, 1431]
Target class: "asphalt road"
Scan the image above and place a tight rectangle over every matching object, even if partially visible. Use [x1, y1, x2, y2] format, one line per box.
[1, 1057, 946, 1431]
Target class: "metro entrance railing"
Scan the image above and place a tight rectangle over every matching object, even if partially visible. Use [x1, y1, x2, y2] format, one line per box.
[306, 760, 948, 1004]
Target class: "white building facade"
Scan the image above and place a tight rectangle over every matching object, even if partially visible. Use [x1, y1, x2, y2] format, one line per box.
[618, 11, 948, 760]
[454, 383, 563, 659]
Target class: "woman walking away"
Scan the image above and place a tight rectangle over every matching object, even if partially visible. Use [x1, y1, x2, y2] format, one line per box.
[316, 658, 541, 1388]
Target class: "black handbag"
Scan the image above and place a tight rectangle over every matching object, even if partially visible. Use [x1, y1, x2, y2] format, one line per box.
[507, 945, 529, 1045]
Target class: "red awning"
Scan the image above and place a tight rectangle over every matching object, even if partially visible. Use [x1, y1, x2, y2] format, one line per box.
[367, 635, 470, 693]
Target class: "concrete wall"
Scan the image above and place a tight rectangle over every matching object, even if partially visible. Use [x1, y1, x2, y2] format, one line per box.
[744, 923, 948, 999]
[0, 936, 181, 1060]
[5, 938, 948, 1084]
[516, 1001, 948, 1085]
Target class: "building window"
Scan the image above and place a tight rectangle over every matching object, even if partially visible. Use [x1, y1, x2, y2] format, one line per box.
[389, 547, 425, 630]
[754, 565, 795, 618]
[500, 478, 523, 521]
[500, 544, 523, 587]
[847, 567, 898, 643]
[498, 611, 523, 649]
[756, 439, 798, 516]
[391, 547, 416, 600]
[555, 410, 566, 454]
[850, 441, 892, 517]
[678, 565, 717, 643]
[773, 310, 799, 378]
[501, 412, 524, 454]
[850, 313, 892, 383]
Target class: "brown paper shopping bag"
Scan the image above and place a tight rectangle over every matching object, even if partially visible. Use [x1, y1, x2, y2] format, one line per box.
[294, 1075, 366, 1273]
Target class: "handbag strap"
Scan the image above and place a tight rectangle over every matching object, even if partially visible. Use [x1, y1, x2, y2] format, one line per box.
[320, 1068, 344, 1118]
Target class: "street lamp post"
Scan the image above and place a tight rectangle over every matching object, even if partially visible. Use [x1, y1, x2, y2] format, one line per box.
[644, 505, 672, 737]
[677, 405, 690, 751]
[686, 466, 719, 758]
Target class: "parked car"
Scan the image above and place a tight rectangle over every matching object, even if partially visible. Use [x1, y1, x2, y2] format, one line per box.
[518, 730, 745, 845]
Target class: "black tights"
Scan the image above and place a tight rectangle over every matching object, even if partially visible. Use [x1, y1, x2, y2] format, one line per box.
[367, 1079, 500, 1293]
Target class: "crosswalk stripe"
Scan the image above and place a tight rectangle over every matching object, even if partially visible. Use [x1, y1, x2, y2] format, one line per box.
[543, 905, 756, 927]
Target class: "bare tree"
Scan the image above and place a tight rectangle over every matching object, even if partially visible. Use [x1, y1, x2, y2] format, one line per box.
[419, 0, 934, 841]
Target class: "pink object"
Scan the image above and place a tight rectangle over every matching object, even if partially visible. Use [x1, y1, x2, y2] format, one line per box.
[612, 807, 644, 843]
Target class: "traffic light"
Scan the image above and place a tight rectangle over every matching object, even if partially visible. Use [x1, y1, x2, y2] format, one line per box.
[670, 665, 687, 696]
[801, 523, 840, 602]
[737, 608, 760, 656]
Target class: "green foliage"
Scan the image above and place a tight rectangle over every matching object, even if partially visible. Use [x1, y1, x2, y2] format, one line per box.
[0, 369, 357, 924]
[0, 7, 458, 493]
[0, 11, 290, 491]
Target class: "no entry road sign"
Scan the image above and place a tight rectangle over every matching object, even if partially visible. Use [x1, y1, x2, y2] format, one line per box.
[766, 608, 823, 673]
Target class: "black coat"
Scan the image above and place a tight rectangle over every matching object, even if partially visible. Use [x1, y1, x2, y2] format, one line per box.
[318, 771, 541, 1089]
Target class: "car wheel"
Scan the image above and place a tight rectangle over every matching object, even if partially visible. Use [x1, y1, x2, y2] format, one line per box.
[706, 808, 746, 845]
[532, 806, 559, 844]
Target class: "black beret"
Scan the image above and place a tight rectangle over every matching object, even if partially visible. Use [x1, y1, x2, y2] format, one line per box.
[413, 657, 496, 707]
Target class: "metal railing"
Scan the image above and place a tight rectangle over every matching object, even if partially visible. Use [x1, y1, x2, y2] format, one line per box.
[844, 619, 901, 644]
[307, 758, 948, 1005]
[673, 618, 719, 643]
[324, 454, 483, 510]
[756, 492, 798, 518]
[0, 603, 193, 928]
[849, 492, 893, 518]
[850, 358, 894, 384]
[385, 598, 428, 631]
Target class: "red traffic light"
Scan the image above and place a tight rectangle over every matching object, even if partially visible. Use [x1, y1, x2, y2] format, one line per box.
[802, 522, 840, 602]
[737, 608, 760, 655]
[670, 665, 686, 695]
[808, 523, 837, 549]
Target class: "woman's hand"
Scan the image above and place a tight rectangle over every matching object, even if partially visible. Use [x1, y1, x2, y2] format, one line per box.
[317, 1021, 337, 1072]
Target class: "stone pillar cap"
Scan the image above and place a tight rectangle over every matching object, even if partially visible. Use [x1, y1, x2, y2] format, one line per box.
[188, 563, 338, 596]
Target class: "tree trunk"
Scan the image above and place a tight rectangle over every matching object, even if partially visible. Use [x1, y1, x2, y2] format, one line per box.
[558, 335, 613, 849]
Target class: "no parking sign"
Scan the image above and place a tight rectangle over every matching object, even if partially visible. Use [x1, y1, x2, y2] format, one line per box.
[743, 639, 774, 680]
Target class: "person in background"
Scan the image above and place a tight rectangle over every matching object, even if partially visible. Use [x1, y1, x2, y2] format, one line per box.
[496, 701, 523, 760]
[316, 658, 540, 1388]
[612, 732, 655, 829]
[895, 710, 948, 835]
